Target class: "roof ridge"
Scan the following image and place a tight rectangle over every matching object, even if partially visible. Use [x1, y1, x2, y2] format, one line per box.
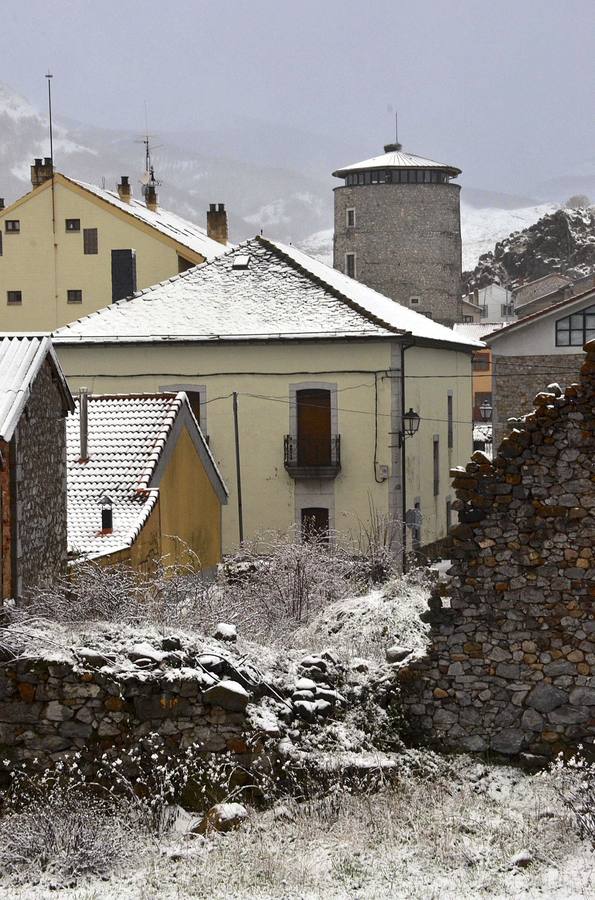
[256, 236, 405, 337]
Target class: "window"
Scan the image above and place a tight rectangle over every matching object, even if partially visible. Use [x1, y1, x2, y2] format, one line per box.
[463, 315, 474, 323]
[412, 499, 421, 550]
[296, 389, 332, 466]
[83, 228, 98, 254]
[446, 497, 452, 530]
[345, 253, 356, 279]
[447, 392, 453, 449]
[65, 218, 80, 232]
[472, 352, 490, 371]
[7, 290, 22, 305]
[409, 297, 420, 306]
[0, 233, 2, 256]
[555, 304, 595, 346]
[501, 303, 514, 317]
[301, 507, 329, 543]
[346, 208, 355, 228]
[371, 171, 379, 184]
[67, 289, 83, 303]
[5, 220, 20, 233]
[433, 435, 440, 497]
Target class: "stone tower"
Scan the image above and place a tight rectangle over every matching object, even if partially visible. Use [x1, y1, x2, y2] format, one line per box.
[333, 141, 463, 326]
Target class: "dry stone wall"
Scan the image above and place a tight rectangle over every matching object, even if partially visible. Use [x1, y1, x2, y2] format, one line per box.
[401, 340, 595, 757]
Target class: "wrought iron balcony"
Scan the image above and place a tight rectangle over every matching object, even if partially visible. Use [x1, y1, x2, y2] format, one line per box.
[283, 434, 341, 479]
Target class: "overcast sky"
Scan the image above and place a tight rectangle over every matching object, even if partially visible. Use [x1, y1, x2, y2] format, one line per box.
[3, 0, 594, 193]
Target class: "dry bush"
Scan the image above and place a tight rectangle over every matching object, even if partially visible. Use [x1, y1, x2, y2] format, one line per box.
[552, 748, 595, 845]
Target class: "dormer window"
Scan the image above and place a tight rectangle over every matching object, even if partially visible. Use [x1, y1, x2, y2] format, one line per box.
[555, 305, 595, 346]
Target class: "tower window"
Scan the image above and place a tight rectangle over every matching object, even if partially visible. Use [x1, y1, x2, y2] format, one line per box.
[7, 290, 22, 305]
[345, 253, 356, 279]
[346, 208, 355, 228]
[433, 435, 440, 497]
[409, 297, 420, 306]
[65, 218, 80, 232]
[5, 220, 20, 233]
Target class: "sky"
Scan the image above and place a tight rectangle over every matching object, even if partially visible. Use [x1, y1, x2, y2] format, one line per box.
[2, 0, 594, 194]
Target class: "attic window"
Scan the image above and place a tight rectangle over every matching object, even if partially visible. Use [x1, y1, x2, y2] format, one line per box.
[66, 218, 80, 232]
[232, 255, 250, 270]
[5, 220, 20, 233]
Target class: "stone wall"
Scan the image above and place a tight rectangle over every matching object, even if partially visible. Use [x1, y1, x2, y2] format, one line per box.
[401, 340, 595, 757]
[14, 358, 68, 596]
[493, 352, 584, 447]
[333, 183, 462, 326]
[0, 646, 258, 769]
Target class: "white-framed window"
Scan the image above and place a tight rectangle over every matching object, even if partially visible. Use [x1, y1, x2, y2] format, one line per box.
[346, 208, 355, 228]
[345, 253, 356, 279]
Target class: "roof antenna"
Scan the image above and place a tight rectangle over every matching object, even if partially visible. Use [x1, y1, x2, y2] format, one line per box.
[395, 111, 398, 146]
[136, 102, 162, 201]
[46, 72, 54, 166]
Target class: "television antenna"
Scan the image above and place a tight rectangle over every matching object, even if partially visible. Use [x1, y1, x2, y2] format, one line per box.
[135, 102, 163, 199]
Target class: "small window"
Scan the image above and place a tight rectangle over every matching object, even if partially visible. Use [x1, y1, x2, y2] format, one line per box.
[67, 289, 83, 303]
[446, 497, 452, 529]
[5, 220, 20, 233]
[83, 228, 98, 255]
[463, 315, 473, 323]
[65, 218, 80, 232]
[346, 208, 355, 228]
[371, 171, 379, 184]
[433, 435, 440, 497]
[409, 297, 420, 306]
[0, 233, 2, 256]
[345, 253, 356, 279]
[7, 290, 22, 305]
[472, 352, 490, 371]
[447, 392, 453, 449]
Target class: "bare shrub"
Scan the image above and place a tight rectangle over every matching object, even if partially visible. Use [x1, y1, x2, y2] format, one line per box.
[552, 747, 595, 845]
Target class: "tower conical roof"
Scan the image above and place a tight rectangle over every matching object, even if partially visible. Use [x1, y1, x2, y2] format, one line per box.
[332, 144, 461, 179]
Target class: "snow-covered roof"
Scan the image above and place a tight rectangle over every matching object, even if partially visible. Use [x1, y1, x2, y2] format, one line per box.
[452, 322, 504, 342]
[62, 175, 228, 262]
[0, 335, 73, 442]
[333, 146, 461, 178]
[67, 392, 227, 560]
[54, 237, 481, 350]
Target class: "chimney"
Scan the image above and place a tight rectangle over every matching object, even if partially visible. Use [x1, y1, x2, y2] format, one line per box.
[145, 183, 158, 212]
[117, 176, 131, 203]
[207, 202, 228, 245]
[101, 495, 113, 534]
[0, 199, 4, 210]
[31, 157, 54, 189]
[79, 387, 89, 462]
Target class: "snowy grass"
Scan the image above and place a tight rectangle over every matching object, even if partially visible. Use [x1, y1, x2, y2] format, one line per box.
[1, 760, 592, 899]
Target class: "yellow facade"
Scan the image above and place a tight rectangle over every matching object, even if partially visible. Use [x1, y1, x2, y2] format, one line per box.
[56, 338, 472, 555]
[93, 423, 223, 570]
[0, 176, 205, 332]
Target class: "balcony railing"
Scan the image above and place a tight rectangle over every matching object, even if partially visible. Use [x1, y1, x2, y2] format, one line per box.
[284, 434, 341, 479]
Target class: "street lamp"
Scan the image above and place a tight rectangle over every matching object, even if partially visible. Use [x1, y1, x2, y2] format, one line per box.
[398, 408, 421, 446]
[479, 400, 492, 422]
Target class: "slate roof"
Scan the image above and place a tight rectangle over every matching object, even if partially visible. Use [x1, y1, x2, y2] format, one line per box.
[63, 175, 228, 262]
[333, 147, 461, 178]
[54, 237, 481, 350]
[67, 392, 227, 559]
[0, 335, 73, 442]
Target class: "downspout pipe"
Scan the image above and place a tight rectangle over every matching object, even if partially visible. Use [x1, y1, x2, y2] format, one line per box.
[400, 338, 416, 574]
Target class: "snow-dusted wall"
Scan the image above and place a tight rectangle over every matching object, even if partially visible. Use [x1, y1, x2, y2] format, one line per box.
[401, 340, 595, 757]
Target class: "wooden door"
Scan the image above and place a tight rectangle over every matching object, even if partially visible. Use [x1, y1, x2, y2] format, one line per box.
[296, 389, 331, 465]
[301, 507, 330, 542]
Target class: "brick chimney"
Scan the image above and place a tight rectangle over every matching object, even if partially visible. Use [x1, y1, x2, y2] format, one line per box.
[145, 183, 158, 212]
[0, 199, 4, 210]
[117, 176, 131, 203]
[207, 203, 228, 245]
[31, 157, 54, 188]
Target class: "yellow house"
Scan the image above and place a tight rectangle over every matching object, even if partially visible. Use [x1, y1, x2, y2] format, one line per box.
[55, 238, 482, 563]
[0, 159, 229, 332]
[67, 391, 228, 570]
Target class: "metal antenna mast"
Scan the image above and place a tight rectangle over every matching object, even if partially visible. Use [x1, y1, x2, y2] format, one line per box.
[395, 111, 398, 145]
[46, 72, 54, 165]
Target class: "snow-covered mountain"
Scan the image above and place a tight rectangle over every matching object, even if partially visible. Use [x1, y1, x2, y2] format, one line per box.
[0, 81, 587, 266]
